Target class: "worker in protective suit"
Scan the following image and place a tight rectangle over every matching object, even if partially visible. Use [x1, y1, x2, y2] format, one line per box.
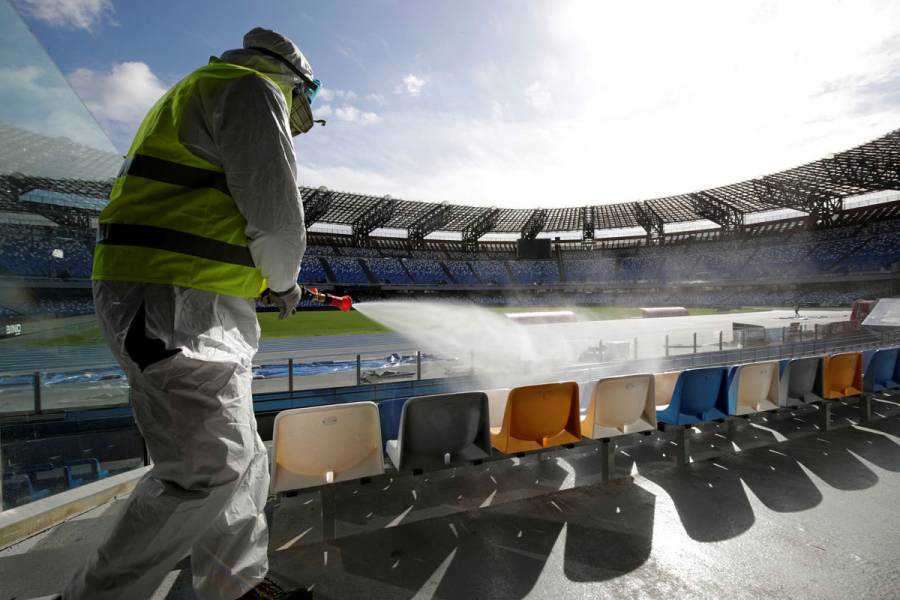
[63, 28, 316, 600]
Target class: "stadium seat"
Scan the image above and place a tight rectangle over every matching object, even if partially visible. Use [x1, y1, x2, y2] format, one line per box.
[863, 347, 900, 392]
[778, 356, 824, 406]
[727, 361, 780, 415]
[490, 382, 581, 453]
[485, 388, 512, 428]
[2, 473, 50, 508]
[822, 352, 864, 399]
[385, 392, 491, 471]
[656, 367, 729, 425]
[580, 373, 656, 438]
[64, 458, 109, 489]
[270, 402, 385, 493]
[653, 371, 682, 408]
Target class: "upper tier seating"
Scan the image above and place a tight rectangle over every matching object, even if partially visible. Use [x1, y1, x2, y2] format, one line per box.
[299, 255, 329, 284]
[470, 260, 512, 285]
[325, 257, 371, 284]
[365, 257, 412, 284]
[402, 258, 447, 284]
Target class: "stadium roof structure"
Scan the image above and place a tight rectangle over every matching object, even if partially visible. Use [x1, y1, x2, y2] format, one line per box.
[302, 128, 899, 242]
[0, 128, 897, 242]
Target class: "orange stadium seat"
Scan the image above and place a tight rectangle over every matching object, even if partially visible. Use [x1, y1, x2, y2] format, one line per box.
[822, 352, 863, 399]
[490, 382, 581, 453]
[581, 374, 656, 438]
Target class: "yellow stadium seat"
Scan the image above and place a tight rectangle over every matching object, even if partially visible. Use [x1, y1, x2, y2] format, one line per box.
[822, 352, 863, 399]
[270, 402, 385, 493]
[490, 382, 581, 453]
[654, 371, 681, 408]
[581, 373, 656, 438]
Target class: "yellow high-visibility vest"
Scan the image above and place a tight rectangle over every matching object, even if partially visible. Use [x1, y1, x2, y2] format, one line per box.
[93, 61, 292, 297]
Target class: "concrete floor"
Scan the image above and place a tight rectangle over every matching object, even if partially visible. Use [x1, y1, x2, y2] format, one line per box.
[3, 393, 900, 600]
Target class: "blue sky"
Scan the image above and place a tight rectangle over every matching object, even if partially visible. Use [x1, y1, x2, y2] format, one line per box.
[9, 0, 900, 208]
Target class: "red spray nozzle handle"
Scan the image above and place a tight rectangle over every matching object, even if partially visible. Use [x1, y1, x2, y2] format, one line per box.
[329, 294, 352, 312]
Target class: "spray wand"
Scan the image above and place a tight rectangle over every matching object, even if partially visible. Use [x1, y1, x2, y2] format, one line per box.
[300, 285, 353, 312]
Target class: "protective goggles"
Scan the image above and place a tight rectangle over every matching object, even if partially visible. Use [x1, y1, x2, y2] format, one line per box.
[246, 45, 321, 105]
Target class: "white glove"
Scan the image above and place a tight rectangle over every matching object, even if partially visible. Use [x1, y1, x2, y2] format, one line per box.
[262, 284, 302, 319]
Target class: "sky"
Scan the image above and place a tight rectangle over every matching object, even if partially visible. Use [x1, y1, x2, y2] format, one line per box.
[8, 0, 900, 209]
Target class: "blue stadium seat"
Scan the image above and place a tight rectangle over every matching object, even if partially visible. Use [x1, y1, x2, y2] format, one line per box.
[656, 367, 729, 425]
[863, 347, 900, 393]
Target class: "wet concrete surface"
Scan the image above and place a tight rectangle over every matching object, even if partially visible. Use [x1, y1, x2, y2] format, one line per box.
[2, 392, 900, 599]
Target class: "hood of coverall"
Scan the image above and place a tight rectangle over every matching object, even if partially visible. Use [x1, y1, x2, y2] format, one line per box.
[219, 27, 316, 136]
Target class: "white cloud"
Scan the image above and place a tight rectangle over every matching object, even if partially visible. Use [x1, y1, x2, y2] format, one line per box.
[317, 88, 357, 102]
[524, 81, 550, 111]
[366, 93, 387, 105]
[332, 104, 381, 125]
[397, 73, 426, 96]
[315, 103, 334, 118]
[13, 0, 114, 31]
[68, 62, 166, 126]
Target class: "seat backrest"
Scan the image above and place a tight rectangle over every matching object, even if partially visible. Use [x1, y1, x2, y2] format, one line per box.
[865, 348, 899, 390]
[824, 352, 863, 396]
[484, 388, 511, 428]
[591, 374, 654, 430]
[787, 356, 821, 399]
[654, 371, 681, 406]
[732, 361, 779, 413]
[271, 402, 384, 493]
[400, 392, 489, 457]
[678, 367, 727, 417]
[505, 382, 580, 443]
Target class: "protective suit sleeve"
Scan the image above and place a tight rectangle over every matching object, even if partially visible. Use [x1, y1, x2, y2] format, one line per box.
[208, 74, 306, 293]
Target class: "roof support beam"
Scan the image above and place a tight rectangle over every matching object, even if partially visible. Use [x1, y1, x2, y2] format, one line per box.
[351, 195, 396, 245]
[581, 205, 595, 248]
[633, 202, 664, 238]
[689, 191, 744, 231]
[824, 154, 900, 191]
[407, 201, 451, 248]
[461, 207, 499, 252]
[753, 176, 842, 227]
[520, 208, 547, 240]
[301, 186, 333, 227]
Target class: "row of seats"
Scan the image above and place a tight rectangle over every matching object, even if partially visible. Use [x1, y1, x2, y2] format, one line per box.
[268, 346, 900, 494]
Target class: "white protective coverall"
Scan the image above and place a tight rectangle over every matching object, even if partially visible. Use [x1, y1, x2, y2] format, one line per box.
[64, 31, 308, 600]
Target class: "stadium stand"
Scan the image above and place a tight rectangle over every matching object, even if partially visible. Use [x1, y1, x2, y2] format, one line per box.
[0, 129, 897, 316]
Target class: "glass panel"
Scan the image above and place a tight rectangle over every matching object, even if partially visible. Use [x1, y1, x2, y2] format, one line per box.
[0, 0, 122, 510]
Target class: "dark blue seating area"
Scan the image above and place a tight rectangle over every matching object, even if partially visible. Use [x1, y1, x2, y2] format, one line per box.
[365, 258, 412, 284]
[0, 225, 93, 278]
[403, 258, 448, 284]
[325, 257, 371, 284]
[444, 260, 479, 284]
[299, 256, 329, 285]
[507, 260, 560, 284]
[470, 260, 512, 284]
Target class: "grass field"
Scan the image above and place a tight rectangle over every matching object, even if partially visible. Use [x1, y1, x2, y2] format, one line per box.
[14, 305, 765, 348]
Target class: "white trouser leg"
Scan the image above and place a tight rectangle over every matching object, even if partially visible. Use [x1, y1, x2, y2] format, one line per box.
[64, 353, 269, 600]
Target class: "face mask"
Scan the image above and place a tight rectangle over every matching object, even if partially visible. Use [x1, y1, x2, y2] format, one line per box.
[290, 88, 314, 136]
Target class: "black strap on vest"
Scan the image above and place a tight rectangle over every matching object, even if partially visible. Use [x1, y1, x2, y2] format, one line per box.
[121, 154, 231, 196]
[98, 223, 254, 267]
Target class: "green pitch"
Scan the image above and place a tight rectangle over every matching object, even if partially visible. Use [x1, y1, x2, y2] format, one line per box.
[16, 305, 762, 347]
